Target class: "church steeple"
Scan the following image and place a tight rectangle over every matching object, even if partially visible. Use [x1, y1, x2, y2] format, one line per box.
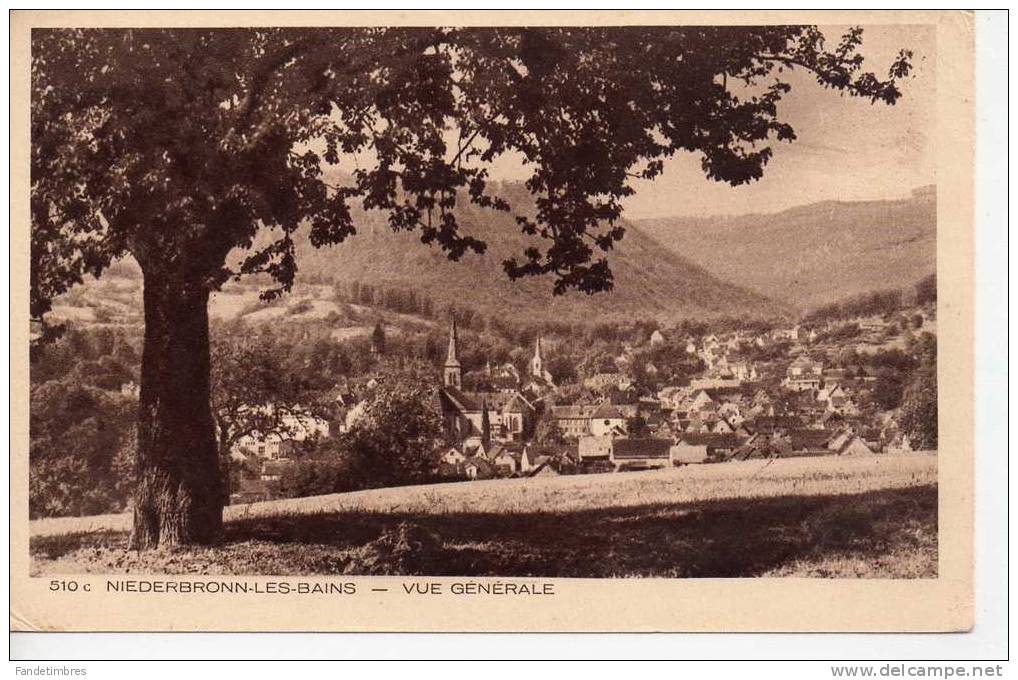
[443, 318, 462, 389]
[530, 335, 544, 379]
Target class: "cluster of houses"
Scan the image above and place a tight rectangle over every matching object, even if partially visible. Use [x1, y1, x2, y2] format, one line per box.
[430, 318, 921, 480]
[230, 407, 332, 461]
[227, 311, 929, 497]
[438, 442, 561, 480]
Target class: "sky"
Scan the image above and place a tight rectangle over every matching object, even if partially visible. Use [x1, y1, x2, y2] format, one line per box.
[484, 24, 936, 219]
[624, 24, 937, 218]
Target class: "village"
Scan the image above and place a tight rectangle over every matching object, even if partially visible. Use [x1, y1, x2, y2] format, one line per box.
[226, 299, 937, 503]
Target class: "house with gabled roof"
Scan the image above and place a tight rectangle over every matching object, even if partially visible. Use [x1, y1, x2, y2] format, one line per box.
[688, 389, 716, 413]
[589, 402, 628, 436]
[827, 395, 861, 417]
[783, 355, 824, 392]
[463, 456, 496, 480]
[671, 433, 747, 463]
[748, 414, 804, 436]
[657, 385, 689, 410]
[835, 435, 876, 456]
[463, 441, 488, 459]
[528, 461, 560, 477]
[551, 403, 597, 438]
[717, 400, 744, 423]
[729, 361, 758, 382]
[520, 446, 558, 474]
[812, 410, 842, 429]
[783, 428, 836, 456]
[577, 434, 610, 461]
[610, 437, 674, 469]
[442, 446, 466, 466]
[492, 447, 520, 475]
[817, 382, 846, 404]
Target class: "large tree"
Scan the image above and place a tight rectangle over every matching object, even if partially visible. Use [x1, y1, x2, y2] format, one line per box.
[31, 26, 911, 548]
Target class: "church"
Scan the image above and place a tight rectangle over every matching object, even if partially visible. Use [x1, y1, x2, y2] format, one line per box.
[437, 320, 543, 446]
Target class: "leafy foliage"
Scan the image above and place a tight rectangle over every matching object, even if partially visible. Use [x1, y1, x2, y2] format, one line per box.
[804, 289, 905, 324]
[871, 371, 907, 411]
[532, 408, 566, 446]
[276, 455, 359, 499]
[29, 327, 141, 517]
[32, 26, 911, 313]
[915, 273, 937, 306]
[30, 381, 135, 517]
[210, 335, 330, 458]
[371, 322, 386, 355]
[899, 365, 938, 450]
[333, 365, 443, 489]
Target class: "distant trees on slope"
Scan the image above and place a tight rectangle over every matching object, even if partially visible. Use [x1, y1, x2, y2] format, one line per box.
[804, 275, 936, 325]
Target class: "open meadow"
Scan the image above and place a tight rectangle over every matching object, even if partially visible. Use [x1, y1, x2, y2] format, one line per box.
[31, 453, 938, 578]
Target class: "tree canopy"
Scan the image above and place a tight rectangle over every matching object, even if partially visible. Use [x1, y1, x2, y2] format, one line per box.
[338, 366, 443, 488]
[900, 365, 938, 450]
[32, 26, 912, 311]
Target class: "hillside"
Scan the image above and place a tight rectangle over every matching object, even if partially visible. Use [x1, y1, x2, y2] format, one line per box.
[293, 183, 787, 324]
[44, 182, 790, 329]
[32, 454, 937, 578]
[633, 186, 936, 310]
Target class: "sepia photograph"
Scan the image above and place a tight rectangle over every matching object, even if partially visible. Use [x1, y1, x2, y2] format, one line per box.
[10, 10, 978, 634]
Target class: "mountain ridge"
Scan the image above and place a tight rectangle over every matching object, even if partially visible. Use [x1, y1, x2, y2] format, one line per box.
[632, 186, 936, 310]
[49, 184, 934, 329]
[292, 185, 790, 325]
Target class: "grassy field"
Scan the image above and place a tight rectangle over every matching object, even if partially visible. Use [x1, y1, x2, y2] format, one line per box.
[31, 453, 937, 578]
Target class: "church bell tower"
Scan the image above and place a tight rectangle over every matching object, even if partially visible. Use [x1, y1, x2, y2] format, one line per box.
[530, 336, 545, 380]
[444, 319, 462, 389]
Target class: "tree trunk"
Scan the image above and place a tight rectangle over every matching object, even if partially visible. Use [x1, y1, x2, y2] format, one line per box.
[130, 271, 223, 549]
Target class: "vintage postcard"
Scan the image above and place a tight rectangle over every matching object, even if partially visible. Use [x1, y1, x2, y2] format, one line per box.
[10, 10, 974, 632]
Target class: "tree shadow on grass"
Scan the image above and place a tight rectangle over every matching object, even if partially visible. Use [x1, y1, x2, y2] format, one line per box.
[31, 484, 936, 578]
